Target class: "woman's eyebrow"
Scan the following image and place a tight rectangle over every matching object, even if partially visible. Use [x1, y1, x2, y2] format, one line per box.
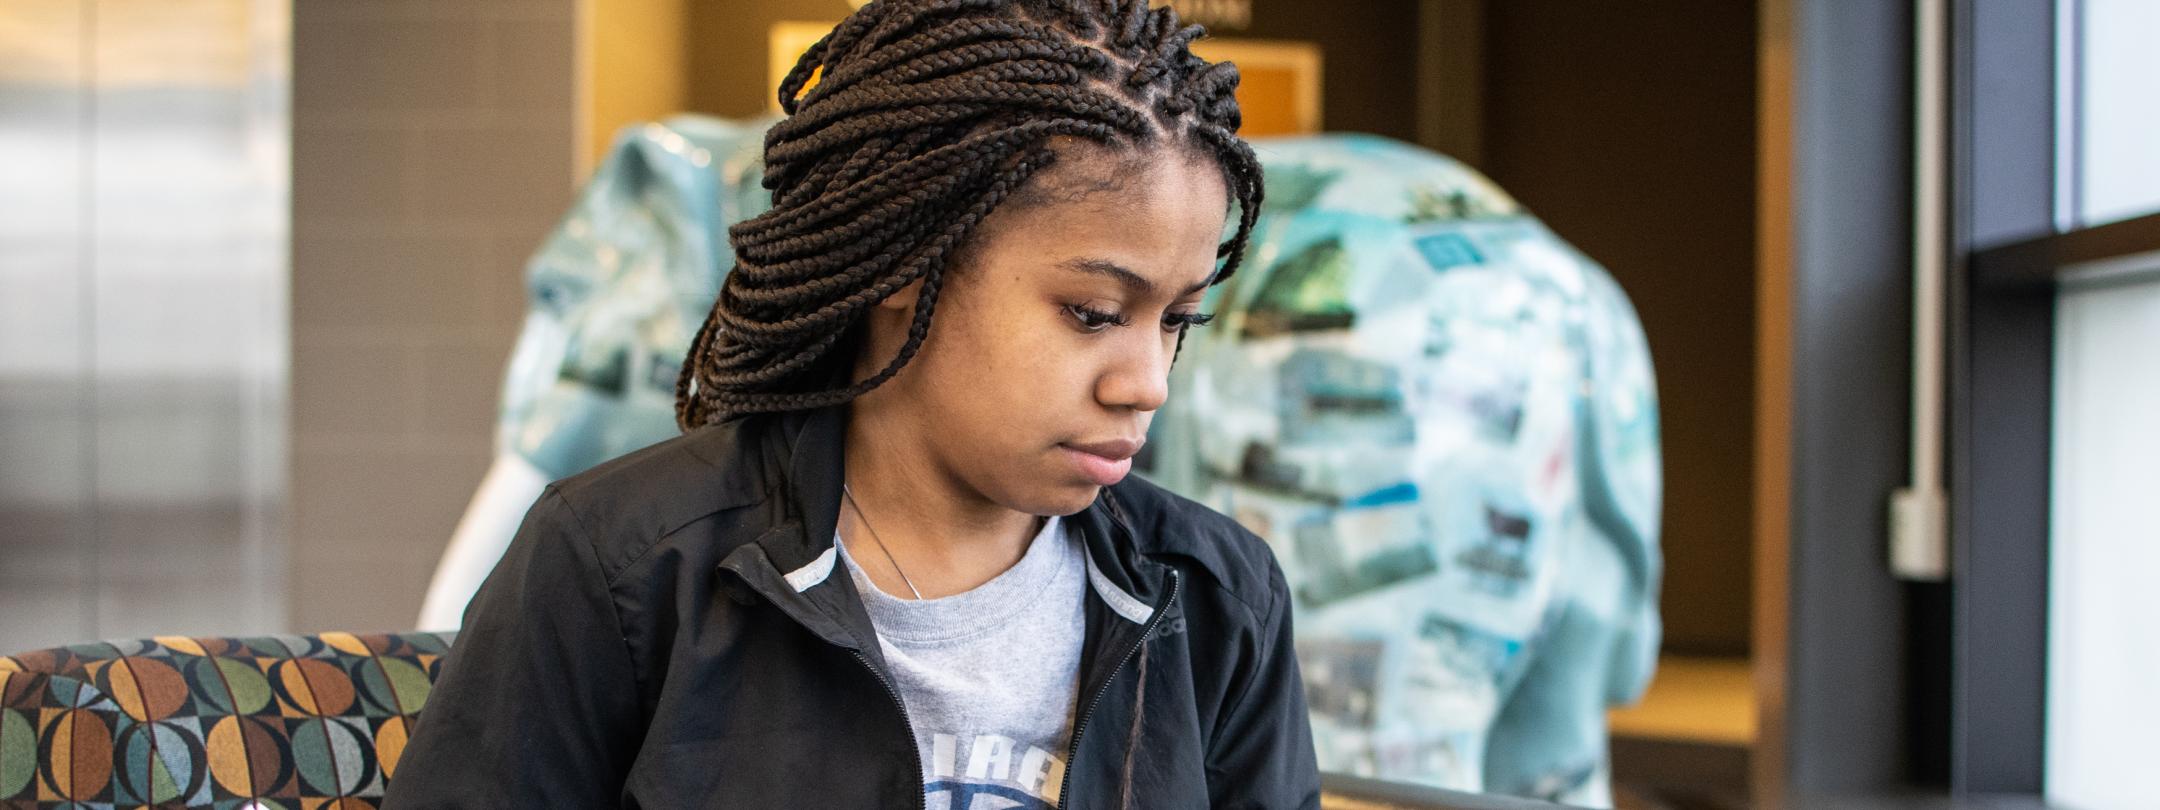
[1056, 256, 1212, 297]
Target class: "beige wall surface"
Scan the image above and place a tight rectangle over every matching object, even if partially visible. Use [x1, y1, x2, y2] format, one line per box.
[290, 0, 578, 633]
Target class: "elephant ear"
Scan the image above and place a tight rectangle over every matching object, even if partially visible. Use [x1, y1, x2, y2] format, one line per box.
[1574, 266, 1665, 705]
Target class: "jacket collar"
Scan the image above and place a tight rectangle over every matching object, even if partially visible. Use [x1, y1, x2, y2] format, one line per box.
[717, 403, 1175, 652]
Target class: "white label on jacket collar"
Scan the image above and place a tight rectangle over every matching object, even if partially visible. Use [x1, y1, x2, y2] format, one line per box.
[1084, 551, 1154, 625]
[784, 546, 837, 592]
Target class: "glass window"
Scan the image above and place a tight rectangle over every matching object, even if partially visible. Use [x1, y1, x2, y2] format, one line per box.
[2064, 0, 2160, 227]
[2047, 267, 2160, 810]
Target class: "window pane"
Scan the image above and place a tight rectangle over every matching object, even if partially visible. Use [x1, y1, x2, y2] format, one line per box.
[2071, 0, 2160, 226]
[2048, 268, 2160, 809]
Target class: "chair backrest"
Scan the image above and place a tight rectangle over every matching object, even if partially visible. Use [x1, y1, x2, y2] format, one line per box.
[0, 632, 453, 807]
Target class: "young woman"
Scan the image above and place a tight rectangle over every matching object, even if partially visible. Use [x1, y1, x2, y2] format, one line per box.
[385, 0, 1318, 806]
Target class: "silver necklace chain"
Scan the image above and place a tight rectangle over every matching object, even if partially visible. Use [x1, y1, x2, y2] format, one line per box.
[842, 483, 925, 600]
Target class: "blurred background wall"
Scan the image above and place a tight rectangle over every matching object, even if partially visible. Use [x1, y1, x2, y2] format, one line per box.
[287, 0, 577, 633]
[1475, 2, 1758, 659]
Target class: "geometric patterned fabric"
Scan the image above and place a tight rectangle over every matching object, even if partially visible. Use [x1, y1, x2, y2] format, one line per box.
[0, 632, 453, 809]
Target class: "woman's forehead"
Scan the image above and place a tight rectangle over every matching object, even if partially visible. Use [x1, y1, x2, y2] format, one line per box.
[1010, 143, 1226, 217]
[962, 158, 1227, 293]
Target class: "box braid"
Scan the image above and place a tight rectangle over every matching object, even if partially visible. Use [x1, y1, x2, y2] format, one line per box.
[675, 0, 1264, 428]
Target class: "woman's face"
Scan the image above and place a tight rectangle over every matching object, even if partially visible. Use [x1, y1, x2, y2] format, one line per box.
[852, 143, 1231, 517]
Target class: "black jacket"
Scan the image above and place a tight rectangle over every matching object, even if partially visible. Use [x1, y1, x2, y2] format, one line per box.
[385, 405, 1322, 808]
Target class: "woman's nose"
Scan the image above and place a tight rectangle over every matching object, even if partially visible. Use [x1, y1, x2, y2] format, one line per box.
[1097, 333, 1173, 413]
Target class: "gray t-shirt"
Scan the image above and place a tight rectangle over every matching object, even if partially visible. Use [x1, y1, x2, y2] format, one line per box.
[835, 514, 1086, 810]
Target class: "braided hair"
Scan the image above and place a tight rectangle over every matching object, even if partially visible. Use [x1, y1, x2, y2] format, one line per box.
[674, 0, 1264, 428]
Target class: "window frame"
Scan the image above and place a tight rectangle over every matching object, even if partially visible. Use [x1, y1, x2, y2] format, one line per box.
[1949, 0, 2160, 795]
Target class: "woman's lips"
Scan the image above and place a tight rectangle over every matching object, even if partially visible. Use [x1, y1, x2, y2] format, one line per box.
[1060, 439, 1141, 486]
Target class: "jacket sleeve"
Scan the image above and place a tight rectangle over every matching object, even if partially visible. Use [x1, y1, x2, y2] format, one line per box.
[1206, 557, 1323, 809]
[384, 486, 645, 808]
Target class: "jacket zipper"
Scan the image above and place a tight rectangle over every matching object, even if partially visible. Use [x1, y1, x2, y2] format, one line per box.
[1057, 565, 1181, 809]
[848, 647, 928, 810]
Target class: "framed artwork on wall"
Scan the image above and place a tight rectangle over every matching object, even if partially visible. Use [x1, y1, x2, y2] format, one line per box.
[1189, 37, 1321, 136]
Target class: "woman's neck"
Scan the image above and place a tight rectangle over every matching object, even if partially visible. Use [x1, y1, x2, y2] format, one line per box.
[839, 405, 1044, 599]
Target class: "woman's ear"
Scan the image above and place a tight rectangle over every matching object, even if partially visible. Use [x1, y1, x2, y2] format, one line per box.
[856, 276, 925, 382]
[877, 277, 924, 312]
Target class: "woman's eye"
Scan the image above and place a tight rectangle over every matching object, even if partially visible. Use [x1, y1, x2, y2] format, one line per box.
[1162, 311, 1216, 333]
[1065, 304, 1129, 332]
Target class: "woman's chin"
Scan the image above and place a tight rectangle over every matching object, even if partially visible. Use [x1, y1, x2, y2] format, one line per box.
[998, 479, 1105, 518]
